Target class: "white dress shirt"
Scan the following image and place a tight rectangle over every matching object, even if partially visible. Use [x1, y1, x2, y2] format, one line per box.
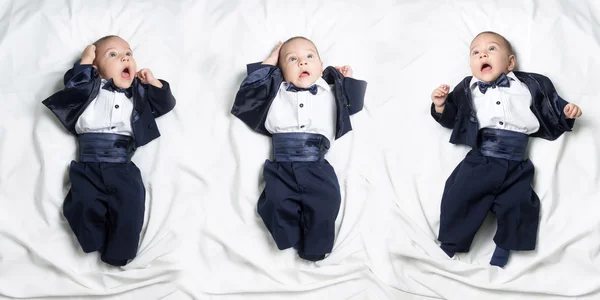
[470, 72, 540, 134]
[75, 79, 134, 136]
[265, 77, 336, 142]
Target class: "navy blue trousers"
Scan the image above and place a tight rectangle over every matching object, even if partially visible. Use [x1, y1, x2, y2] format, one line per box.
[258, 159, 341, 261]
[438, 150, 540, 254]
[64, 161, 145, 266]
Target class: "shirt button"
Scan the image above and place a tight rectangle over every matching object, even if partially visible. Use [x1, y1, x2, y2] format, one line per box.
[299, 103, 304, 108]
[115, 105, 120, 109]
[499, 121, 504, 125]
[110, 126, 116, 129]
[496, 101, 501, 105]
[300, 125, 305, 128]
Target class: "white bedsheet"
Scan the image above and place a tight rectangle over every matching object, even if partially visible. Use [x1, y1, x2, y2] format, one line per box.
[1, 0, 599, 299]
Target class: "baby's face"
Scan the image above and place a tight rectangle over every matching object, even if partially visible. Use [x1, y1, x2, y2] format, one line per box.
[469, 33, 515, 82]
[93, 37, 137, 88]
[278, 39, 323, 88]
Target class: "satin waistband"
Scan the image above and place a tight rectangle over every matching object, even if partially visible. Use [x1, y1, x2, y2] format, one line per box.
[272, 133, 330, 162]
[478, 128, 529, 161]
[78, 133, 135, 163]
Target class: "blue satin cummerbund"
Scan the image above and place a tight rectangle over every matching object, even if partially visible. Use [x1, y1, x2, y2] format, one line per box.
[478, 128, 529, 161]
[272, 133, 330, 162]
[78, 133, 135, 163]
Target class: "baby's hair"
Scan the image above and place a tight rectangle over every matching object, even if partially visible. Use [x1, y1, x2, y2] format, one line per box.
[473, 31, 514, 56]
[93, 35, 121, 47]
[278, 36, 321, 68]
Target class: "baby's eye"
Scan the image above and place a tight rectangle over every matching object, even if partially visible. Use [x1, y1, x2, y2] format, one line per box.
[489, 46, 496, 51]
[289, 57, 297, 62]
[472, 50, 479, 56]
[126, 52, 132, 56]
[109, 52, 117, 57]
[307, 54, 314, 59]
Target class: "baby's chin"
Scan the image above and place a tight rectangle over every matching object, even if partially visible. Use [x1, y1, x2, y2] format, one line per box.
[112, 77, 134, 88]
[474, 72, 503, 83]
[98, 71, 134, 88]
[289, 77, 318, 88]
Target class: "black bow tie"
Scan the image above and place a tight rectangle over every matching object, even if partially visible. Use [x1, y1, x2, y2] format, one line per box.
[102, 79, 133, 98]
[477, 73, 511, 94]
[286, 83, 318, 95]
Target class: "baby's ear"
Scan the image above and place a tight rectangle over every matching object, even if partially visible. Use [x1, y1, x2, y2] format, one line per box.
[508, 55, 516, 71]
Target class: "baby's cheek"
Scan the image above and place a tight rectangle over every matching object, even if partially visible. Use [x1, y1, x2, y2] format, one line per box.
[96, 67, 108, 79]
[281, 70, 293, 82]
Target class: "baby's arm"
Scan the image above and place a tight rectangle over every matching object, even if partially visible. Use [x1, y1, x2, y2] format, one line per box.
[334, 65, 366, 115]
[541, 77, 580, 133]
[42, 45, 102, 134]
[137, 69, 175, 118]
[137, 69, 163, 88]
[430, 84, 458, 129]
[244, 42, 284, 79]
[63, 45, 98, 87]
[431, 84, 449, 113]
[335, 66, 353, 78]
[244, 42, 283, 74]
[239, 42, 285, 89]
[262, 42, 282, 66]
[80, 45, 95, 65]
[231, 43, 286, 133]
[564, 103, 582, 119]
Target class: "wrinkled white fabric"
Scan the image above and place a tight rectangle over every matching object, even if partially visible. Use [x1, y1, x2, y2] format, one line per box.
[0, 0, 598, 299]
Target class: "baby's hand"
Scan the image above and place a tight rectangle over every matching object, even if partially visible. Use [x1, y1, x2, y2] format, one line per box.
[564, 103, 582, 119]
[262, 41, 283, 66]
[136, 68, 162, 88]
[431, 84, 450, 113]
[81, 45, 96, 65]
[335, 65, 353, 78]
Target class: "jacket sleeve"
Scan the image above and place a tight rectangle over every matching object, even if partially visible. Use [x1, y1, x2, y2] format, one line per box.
[144, 80, 176, 118]
[42, 62, 101, 134]
[230, 64, 283, 134]
[431, 90, 458, 129]
[343, 77, 367, 115]
[543, 78, 575, 133]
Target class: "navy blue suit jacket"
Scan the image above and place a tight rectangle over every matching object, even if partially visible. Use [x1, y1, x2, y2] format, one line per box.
[431, 71, 575, 149]
[231, 63, 367, 140]
[42, 62, 176, 148]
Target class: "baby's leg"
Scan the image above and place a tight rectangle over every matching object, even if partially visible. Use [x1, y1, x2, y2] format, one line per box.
[438, 150, 503, 257]
[295, 160, 341, 261]
[101, 162, 146, 266]
[491, 159, 540, 267]
[257, 160, 302, 251]
[63, 161, 108, 254]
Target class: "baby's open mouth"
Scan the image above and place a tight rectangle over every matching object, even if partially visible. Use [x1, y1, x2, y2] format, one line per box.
[121, 67, 131, 79]
[481, 63, 492, 72]
[300, 71, 310, 78]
